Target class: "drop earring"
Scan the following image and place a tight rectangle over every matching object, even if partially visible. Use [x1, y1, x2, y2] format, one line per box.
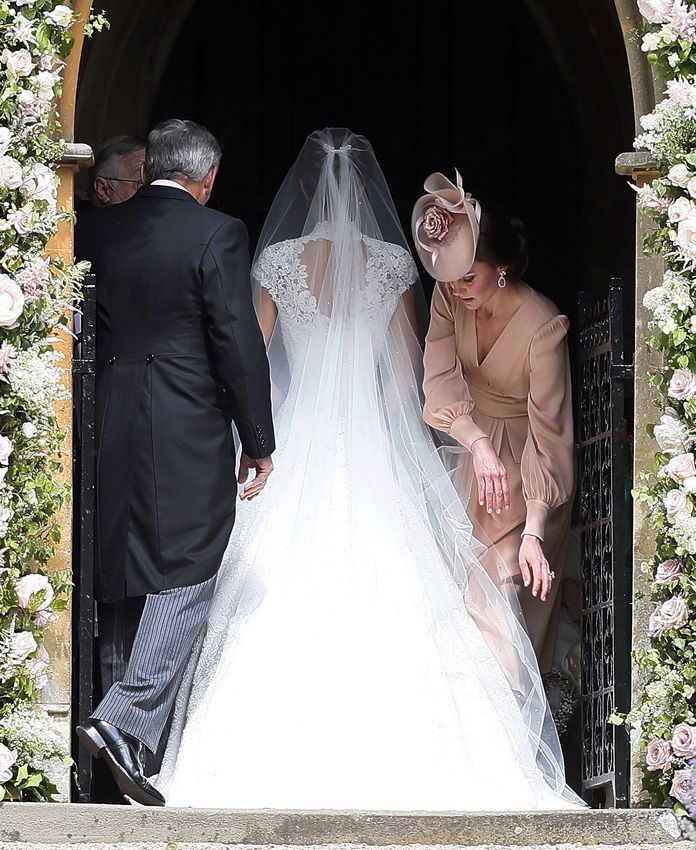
[497, 269, 507, 288]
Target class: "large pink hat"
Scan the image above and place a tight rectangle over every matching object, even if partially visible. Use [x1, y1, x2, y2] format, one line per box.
[411, 170, 481, 282]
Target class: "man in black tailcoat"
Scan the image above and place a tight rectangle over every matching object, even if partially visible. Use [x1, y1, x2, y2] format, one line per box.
[74, 119, 275, 805]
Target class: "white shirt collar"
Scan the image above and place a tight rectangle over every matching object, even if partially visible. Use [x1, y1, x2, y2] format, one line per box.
[150, 179, 194, 196]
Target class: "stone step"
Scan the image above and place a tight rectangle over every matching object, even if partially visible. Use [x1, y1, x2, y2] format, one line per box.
[0, 843, 691, 850]
[0, 806, 687, 847]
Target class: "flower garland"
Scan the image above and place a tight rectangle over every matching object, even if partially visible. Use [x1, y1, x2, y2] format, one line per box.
[614, 0, 696, 816]
[0, 0, 106, 801]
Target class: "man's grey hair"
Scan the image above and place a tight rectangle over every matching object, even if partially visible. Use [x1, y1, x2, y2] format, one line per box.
[146, 119, 222, 182]
[93, 134, 146, 179]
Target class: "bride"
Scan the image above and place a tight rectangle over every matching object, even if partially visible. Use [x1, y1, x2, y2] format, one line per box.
[156, 128, 583, 811]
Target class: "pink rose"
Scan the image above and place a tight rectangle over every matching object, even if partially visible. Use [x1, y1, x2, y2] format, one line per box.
[422, 206, 454, 241]
[671, 768, 696, 805]
[659, 596, 689, 631]
[638, 0, 674, 23]
[0, 275, 24, 329]
[656, 558, 684, 585]
[646, 738, 673, 771]
[15, 573, 54, 610]
[665, 488, 690, 520]
[669, 368, 696, 402]
[34, 609, 58, 628]
[649, 606, 667, 637]
[668, 452, 696, 482]
[672, 723, 696, 758]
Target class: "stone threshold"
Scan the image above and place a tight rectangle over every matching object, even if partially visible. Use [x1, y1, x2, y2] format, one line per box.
[0, 806, 684, 847]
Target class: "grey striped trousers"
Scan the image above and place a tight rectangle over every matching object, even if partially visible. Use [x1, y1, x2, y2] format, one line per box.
[91, 575, 216, 755]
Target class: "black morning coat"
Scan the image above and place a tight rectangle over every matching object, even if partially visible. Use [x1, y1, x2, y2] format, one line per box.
[75, 184, 275, 603]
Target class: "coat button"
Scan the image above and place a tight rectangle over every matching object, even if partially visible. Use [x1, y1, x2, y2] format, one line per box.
[108, 356, 116, 364]
[146, 354, 154, 364]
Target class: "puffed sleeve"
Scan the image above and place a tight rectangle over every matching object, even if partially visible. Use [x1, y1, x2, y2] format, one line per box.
[423, 283, 488, 451]
[521, 315, 574, 540]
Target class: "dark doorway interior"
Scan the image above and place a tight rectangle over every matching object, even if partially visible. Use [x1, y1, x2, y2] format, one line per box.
[148, 0, 635, 324]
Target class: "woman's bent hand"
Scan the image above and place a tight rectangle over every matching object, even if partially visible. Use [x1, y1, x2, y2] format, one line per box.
[519, 534, 552, 602]
[470, 436, 510, 515]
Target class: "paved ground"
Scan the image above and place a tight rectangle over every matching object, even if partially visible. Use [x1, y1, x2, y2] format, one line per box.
[6, 834, 684, 848]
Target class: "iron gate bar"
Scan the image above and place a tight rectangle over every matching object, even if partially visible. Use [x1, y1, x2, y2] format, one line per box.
[72, 276, 96, 802]
[577, 282, 633, 807]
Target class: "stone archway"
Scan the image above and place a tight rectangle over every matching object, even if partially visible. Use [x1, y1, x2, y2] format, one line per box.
[55, 0, 659, 806]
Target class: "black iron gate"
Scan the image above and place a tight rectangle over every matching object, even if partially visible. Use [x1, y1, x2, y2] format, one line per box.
[577, 283, 633, 807]
[71, 275, 96, 802]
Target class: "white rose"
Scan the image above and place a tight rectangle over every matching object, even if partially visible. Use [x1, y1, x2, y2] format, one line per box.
[0, 276, 24, 329]
[0, 743, 17, 784]
[15, 0, 38, 5]
[18, 90, 35, 106]
[22, 163, 56, 206]
[669, 368, 696, 401]
[26, 658, 48, 689]
[0, 156, 24, 191]
[0, 48, 34, 80]
[33, 70, 56, 102]
[684, 476, 696, 493]
[45, 4, 74, 27]
[0, 435, 13, 467]
[669, 164, 692, 188]
[10, 630, 37, 660]
[687, 178, 696, 200]
[8, 207, 31, 235]
[15, 573, 54, 610]
[642, 32, 662, 51]
[665, 488, 690, 520]
[638, 0, 674, 23]
[677, 215, 696, 259]
[668, 452, 696, 481]
[0, 129, 11, 158]
[669, 196, 694, 222]
[21, 422, 37, 439]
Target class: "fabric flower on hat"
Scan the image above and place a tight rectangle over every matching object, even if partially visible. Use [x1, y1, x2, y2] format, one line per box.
[422, 206, 453, 241]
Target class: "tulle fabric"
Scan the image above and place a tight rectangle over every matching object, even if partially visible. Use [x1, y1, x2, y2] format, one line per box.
[156, 129, 582, 811]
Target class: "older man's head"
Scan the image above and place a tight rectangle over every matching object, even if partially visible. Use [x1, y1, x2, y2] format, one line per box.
[90, 134, 146, 207]
[146, 119, 221, 205]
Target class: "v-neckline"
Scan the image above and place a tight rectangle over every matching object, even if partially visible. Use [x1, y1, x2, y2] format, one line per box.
[472, 286, 532, 368]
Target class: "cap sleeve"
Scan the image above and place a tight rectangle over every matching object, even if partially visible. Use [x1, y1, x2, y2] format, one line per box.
[422, 284, 488, 451]
[521, 315, 575, 540]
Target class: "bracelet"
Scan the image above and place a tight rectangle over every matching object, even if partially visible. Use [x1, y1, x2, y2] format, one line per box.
[469, 436, 489, 451]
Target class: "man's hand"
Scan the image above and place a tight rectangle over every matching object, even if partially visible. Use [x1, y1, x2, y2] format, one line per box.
[238, 453, 274, 500]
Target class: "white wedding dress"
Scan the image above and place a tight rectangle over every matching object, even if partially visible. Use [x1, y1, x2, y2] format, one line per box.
[156, 129, 582, 812]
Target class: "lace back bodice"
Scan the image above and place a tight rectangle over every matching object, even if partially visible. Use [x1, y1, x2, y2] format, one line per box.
[252, 225, 418, 357]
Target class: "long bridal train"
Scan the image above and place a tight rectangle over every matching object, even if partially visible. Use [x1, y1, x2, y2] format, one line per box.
[155, 128, 584, 812]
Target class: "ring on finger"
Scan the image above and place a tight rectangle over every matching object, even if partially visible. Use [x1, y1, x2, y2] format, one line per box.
[547, 570, 555, 580]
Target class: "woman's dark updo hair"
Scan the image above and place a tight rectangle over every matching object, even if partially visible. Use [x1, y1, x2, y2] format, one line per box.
[475, 204, 528, 278]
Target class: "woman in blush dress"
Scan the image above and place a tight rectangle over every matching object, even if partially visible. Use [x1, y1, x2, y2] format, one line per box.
[415, 173, 575, 673]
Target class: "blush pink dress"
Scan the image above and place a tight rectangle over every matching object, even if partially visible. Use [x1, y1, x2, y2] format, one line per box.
[423, 282, 575, 672]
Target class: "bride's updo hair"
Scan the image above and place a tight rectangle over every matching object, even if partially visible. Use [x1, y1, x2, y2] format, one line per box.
[475, 205, 528, 278]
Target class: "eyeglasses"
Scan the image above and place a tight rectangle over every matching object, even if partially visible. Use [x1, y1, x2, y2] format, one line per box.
[103, 177, 144, 187]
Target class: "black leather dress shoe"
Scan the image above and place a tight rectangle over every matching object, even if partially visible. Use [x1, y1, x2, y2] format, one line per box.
[76, 719, 165, 806]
